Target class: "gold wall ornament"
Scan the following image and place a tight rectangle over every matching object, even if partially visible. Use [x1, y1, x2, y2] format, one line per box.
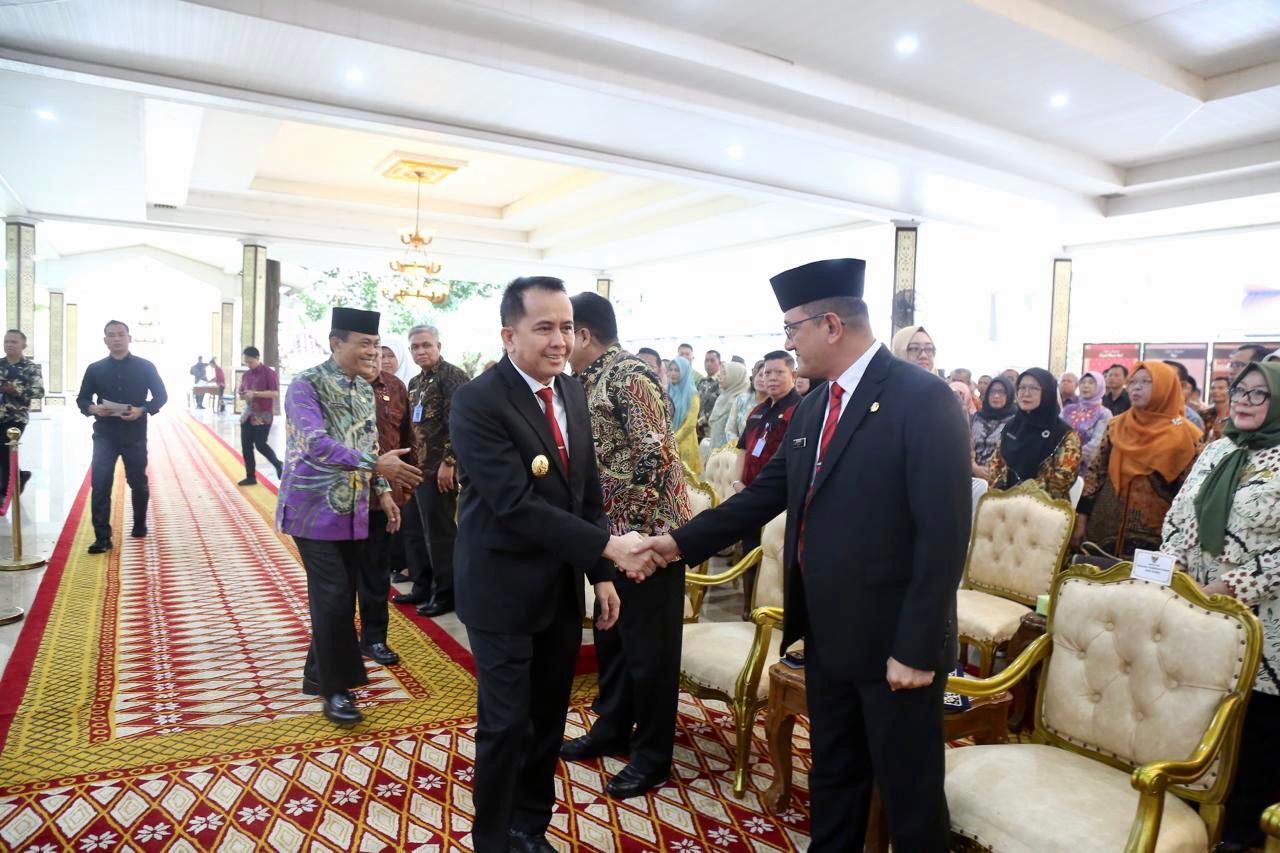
[531, 455, 550, 478]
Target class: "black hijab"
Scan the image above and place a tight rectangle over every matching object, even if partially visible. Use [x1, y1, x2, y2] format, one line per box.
[978, 376, 1016, 422]
[1000, 368, 1071, 486]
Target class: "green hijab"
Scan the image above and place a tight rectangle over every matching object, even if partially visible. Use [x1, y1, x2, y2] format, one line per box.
[1194, 362, 1280, 557]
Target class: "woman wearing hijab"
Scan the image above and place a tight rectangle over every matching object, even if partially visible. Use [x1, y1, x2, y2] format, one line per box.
[708, 360, 750, 448]
[950, 380, 977, 417]
[985, 368, 1081, 501]
[1061, 370, 1112, 474]
[971, 376, 1015, 478]
[1161, 362, 1280, 851]
[1073, 361, 1202, 558]
[891, 325, 937, 374]
[727, 360, 767, 443]
[668, 356, 702, 477]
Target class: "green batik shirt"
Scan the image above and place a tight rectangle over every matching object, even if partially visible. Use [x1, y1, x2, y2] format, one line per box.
[0, 357, 44, 426]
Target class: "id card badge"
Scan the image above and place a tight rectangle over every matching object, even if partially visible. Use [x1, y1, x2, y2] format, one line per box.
[412, 404, 424, 423]
[751, 437, 766, 457]
[1132, 549, 1176, 586]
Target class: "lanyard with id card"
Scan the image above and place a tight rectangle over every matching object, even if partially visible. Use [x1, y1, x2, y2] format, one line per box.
[752, 421, 773, 457]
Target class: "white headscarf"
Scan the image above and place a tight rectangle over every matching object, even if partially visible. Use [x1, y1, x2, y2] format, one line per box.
[381, 338, 415, 385]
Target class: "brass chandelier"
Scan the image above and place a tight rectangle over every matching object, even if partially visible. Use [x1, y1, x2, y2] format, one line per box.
[387, 169, 449, 306]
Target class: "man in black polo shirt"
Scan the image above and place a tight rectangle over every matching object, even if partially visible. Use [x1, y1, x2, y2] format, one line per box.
[75, 320, 168, 555]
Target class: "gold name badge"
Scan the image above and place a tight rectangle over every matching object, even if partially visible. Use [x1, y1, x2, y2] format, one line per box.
[531, 455, 550, 478]
[870, 401, 880, 413]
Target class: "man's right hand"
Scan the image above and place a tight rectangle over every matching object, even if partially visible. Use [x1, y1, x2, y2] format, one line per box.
[630, 534, 682, 580]
[376, 448, 424, 490]
[605, 532, 667, 580]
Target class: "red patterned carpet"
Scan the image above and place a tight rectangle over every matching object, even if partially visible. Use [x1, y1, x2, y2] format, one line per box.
[0, 415, 812, 851]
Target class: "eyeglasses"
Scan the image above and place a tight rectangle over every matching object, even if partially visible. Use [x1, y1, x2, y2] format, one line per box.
[906, 344, 937, 357]
[782, 313, 840, 340]
[1016, 385, 1041, 395]
[1228, 360, 1249, 372]
[1230, 387, 1272, 406]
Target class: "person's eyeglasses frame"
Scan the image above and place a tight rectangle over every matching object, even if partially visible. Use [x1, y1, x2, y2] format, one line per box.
[1230, 387, 1272, 407]
[783, 313, 843, 341]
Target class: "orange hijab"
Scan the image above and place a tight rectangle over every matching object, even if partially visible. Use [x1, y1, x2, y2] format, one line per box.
[1107, 361, 1202, 495]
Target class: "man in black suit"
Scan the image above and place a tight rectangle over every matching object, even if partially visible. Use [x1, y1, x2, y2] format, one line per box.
[635, 259, 971, 852]
[449, 277, 663, 853]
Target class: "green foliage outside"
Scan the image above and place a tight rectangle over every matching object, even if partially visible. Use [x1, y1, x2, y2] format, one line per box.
[287, 269, 501, 335]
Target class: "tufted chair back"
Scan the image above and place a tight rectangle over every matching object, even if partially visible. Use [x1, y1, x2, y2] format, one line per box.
[964, 482, 1074, 605]
[704, 447, 742, 505]
[1039, 568, 1260, 799]
[752, 513, 787, 610]
[685, 479, 716, 518]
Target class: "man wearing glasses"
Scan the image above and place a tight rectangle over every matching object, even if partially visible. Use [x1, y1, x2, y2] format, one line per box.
[1229, 344, 1271, 381]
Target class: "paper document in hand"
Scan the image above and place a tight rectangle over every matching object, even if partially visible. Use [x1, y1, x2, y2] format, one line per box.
[99, 399, 133, 416]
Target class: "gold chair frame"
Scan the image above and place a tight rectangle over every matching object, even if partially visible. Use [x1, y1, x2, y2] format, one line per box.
[680, 544, 780, 798]
[681, 465, 721, 622]
[949, 562, 1262, 852]
[1264, 802, 1280, 852]
[957, 480, 1075, 676]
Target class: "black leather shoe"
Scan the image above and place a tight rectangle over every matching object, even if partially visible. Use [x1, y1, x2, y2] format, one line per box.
[560, 733, 629, 762]
[508, 829, 556, 853]
[302, 676, 358, 700]
[605, 764, 669, 800]
[131, 525, 147, 539]
[417, 596, 454, 617]
[238, 477, 257, 486]
[87, 539, 112, 554]
[361, 642, 400, 666]
[322, 693, 364, 726]
[390, 570, 411, 584]
[393, 590, 429, 605]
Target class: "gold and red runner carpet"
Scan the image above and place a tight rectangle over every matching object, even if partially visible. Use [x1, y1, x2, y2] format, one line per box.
[0, 415, 811, 851]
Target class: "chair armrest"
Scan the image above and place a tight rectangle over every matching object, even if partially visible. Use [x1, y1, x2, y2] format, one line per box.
[1263, 803, 1280, 850]
[1131, 692, 1243, 793]
[734, 610, 781, 703]
[751, 606, 783, 627]
[686, 546, 763, 587]
[947, 634, 1051, 698]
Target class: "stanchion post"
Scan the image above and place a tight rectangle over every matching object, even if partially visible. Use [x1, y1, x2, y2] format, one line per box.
[0, 426, 46, 624]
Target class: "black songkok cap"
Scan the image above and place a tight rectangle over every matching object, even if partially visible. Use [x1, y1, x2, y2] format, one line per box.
[331, 307, 380, 335]
[769, 258, 866, 312]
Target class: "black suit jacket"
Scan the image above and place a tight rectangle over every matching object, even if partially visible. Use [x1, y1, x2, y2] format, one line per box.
[450, 355, 614, 634]
[673, 346, 971, 678]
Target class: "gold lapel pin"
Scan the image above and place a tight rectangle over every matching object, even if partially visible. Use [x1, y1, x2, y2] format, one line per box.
[870, 401, 880, 413]
[531, 455, 550, 478]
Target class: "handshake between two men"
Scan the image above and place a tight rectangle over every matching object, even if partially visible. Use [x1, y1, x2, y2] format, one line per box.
[591, 531, 683, 634]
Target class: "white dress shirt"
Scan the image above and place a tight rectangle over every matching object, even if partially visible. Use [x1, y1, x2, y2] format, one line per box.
[511, 360, 570, 456]
[811, 340, 880, 483]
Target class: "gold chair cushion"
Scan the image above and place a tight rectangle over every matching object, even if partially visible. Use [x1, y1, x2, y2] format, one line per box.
[967, 488, 1072, 602]
[1042, 576, 1251, 793]
[680, 622, 782, 700]
[753, 512, 787, 610]
[956, 590, 1031, 644]
[704, 447, 742, 505]
[946, 744, 1207, 852]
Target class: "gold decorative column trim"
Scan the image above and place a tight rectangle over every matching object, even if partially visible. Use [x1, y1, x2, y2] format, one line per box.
[66, 303, 79, 392]
[891, 220, 918, 338]
[4, 219, 36, 356]
[49, 292, 65, 394]
[211, 311, 220, 364]
[240, 243, 267, 356]
[1049, 257, 1072, 376]
[596, 278, 612, 299]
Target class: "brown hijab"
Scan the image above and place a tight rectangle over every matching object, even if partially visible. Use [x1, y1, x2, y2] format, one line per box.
[1106, 360, 1202, 495]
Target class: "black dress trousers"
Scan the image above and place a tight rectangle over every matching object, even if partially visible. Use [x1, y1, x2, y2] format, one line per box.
[90, 432, 149, 541]
[589, 560, 686, 773]
[465, 578, 581, 853]
[295, 536, 371, 698]
[418, 483, 458, 598]
[401, 487, 433, 597]
[356, 511, 392, 646]
[240, 421, 282, 479]
[803, 638, 950, 853]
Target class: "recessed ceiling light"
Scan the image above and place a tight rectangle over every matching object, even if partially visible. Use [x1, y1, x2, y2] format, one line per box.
[727, 144, 745, 160]
[344, 67, 364, 84]
[35, 108, 56, 121]
[895, 34, 919, 56]
[1050, 92, 1070, 109]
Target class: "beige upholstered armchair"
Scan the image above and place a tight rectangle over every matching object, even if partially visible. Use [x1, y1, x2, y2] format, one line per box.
[1265, 803, 1280, 852]
[680, 511, 786, 798]
[957, 481, 1075, 675]
[703, 446, 742, 506]
[946, 563, 1262, 852]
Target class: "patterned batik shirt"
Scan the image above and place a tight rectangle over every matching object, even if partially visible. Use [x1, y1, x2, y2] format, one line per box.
[408, 358, 470, 473]
[277, 358, 389, 541]
[0, 357, 44, 426]
[696, 374, 720, 440]
[1162, 440, 1280, 696]
[578, 345, 692, 536]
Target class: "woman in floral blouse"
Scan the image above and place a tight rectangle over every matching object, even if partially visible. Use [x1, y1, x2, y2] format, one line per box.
[1061, 371, 1111, 475]
[971, 376, 1015, 479]
[986, 368, 1081, 502]
[1073, 361, 1202, 558]
[1162, 361, 1280, 850]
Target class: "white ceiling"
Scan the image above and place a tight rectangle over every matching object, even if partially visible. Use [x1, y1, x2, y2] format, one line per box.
[1, 0, 1278, 275]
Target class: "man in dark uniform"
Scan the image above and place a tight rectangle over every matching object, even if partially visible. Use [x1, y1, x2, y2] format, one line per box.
[76, 320, 168, 555]
[635, 259, 971, 852]
[0, 329, 44, 499]
[448, 276, 661, 853]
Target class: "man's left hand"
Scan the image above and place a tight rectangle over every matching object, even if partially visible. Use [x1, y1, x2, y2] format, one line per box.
[119, 406, 144, 422]
[380, 492, 401, 533]
[886, 656, 935, 691]
[437, 461, 456, 493]
[594, 581, 621, 631]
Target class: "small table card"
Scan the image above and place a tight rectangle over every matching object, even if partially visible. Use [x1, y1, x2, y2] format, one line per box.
[1132, 549, 1175, 586]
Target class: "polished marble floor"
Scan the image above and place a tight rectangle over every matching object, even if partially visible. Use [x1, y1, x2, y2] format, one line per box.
[0, 403, 745, 677]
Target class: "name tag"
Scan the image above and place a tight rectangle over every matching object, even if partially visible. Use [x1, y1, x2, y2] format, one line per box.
[751, 437, 766, 457]
[412, 404, 424, 423]
[1132, 549, 1175, 586]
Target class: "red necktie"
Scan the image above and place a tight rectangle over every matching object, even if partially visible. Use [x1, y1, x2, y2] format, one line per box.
[535, 387, 570, 473]
[800, 382, 844, 566]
